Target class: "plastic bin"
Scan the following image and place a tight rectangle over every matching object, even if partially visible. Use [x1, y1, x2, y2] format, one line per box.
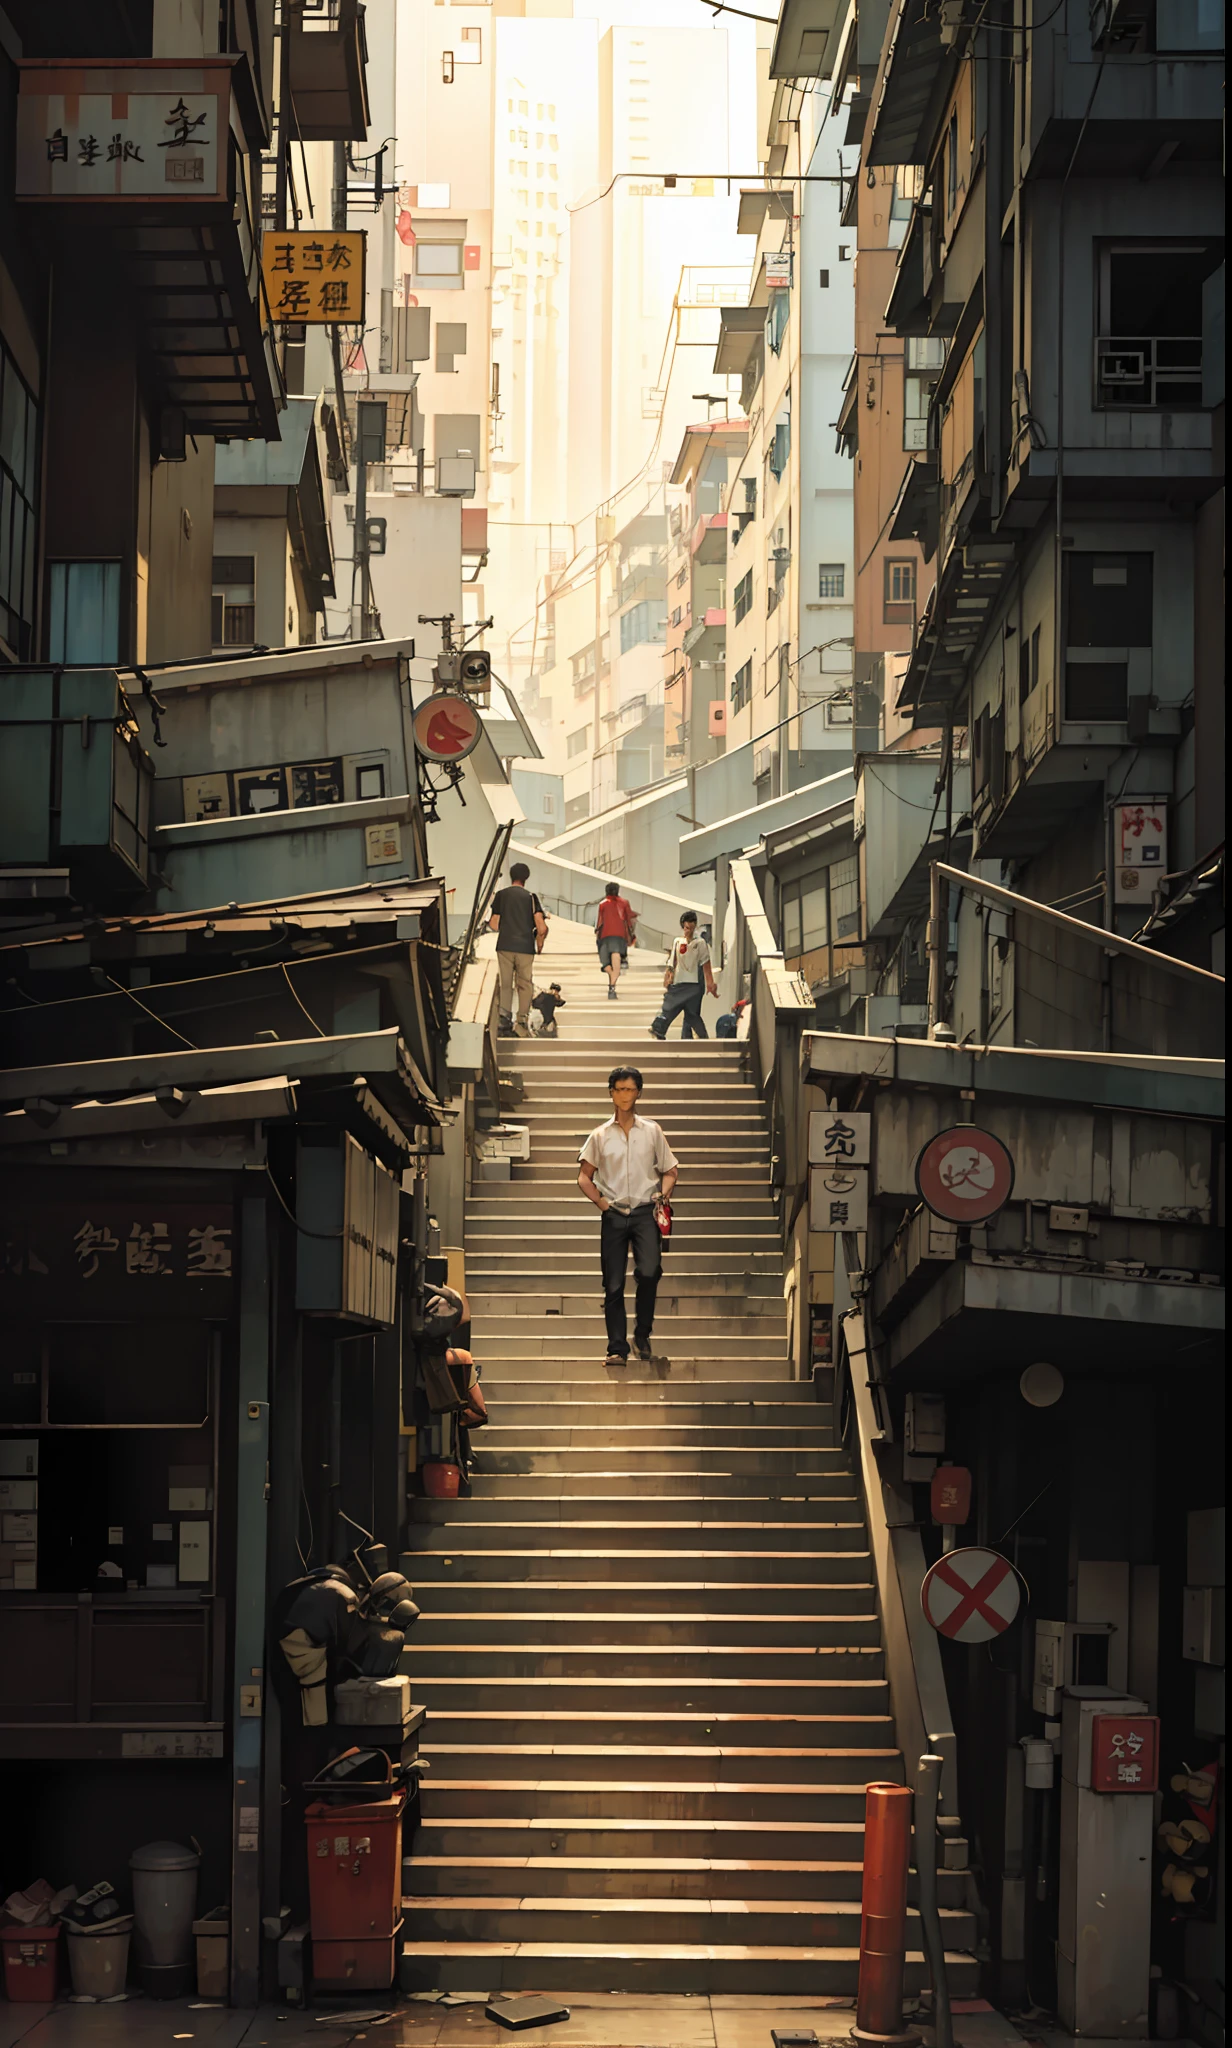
[312, 1921, 403, 1991]
[129, 1839, 199, 1998]
[66, 1920, 132, 1999]
[423, 1460, 460, 1499]
[1, 1920, 59, 2001]
[192, 1907, 229, 1999]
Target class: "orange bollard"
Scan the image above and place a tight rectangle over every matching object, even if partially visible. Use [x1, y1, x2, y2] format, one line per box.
[853, 1781, 920, 2046]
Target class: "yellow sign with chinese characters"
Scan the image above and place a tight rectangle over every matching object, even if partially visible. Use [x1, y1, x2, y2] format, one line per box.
[261, 229, 366, 324]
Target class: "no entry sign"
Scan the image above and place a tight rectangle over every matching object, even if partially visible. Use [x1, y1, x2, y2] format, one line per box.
[915, 1124, 1014, 1224]
[921, 1546, 1022, 1643]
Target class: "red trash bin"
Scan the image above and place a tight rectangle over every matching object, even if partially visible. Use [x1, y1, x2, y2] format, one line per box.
[305, 1790, 405, 1990]
[2, 1921, 60, 2001]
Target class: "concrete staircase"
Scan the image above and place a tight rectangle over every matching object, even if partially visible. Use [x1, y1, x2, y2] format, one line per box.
[400, 933, 977, 1996]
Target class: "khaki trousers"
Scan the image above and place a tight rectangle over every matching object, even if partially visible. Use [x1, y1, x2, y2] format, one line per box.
[498, 949, 534, 1023]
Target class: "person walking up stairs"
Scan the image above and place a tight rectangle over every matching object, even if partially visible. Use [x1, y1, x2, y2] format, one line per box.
[399, 921, 977, 1997]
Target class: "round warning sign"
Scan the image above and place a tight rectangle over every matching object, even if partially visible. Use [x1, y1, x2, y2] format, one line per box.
[412, 692, 482, 763]
[915, 1124, 1015, 1224]
[921, 1546, 1022, 1643]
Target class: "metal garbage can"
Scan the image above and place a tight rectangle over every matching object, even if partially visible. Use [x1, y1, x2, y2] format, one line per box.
[129, 1840, 200, 1998]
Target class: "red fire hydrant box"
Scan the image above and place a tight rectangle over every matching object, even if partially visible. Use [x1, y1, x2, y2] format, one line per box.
[1, 1921, 60, 2001]
[1090, 1713, 1159, 1793]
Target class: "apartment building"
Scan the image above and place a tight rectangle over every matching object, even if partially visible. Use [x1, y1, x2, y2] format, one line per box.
[664, 419, 748, 773]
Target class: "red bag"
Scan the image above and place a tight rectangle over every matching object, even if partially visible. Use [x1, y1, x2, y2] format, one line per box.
[654, 1198, 673, 1242]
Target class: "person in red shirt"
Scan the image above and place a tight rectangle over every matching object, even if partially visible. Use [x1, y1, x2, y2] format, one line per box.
[594, 881, 638, 999]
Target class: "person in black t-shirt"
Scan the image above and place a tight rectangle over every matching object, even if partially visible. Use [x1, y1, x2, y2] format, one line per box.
[530, 983, 566, 1036]
[488, 862, 547, 1036]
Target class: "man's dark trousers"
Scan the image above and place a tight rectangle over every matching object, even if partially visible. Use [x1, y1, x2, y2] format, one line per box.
[650, 981, 707, 1040]
[600, 1204, 662, 1357]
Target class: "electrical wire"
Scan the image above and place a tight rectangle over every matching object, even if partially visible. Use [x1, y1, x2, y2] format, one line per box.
[100, 972, 198, 1049]
[264, 1162, 346, 1240]
[280, 962, 327, 1037]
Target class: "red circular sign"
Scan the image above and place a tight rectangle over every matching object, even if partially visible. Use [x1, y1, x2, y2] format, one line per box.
[412, 692, 482, 763]
[921, 1546, 1022, 1643]
[915, 1124, 1014, 1223]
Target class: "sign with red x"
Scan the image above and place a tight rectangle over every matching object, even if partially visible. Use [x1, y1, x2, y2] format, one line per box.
[921, 1546, 1022, 1643]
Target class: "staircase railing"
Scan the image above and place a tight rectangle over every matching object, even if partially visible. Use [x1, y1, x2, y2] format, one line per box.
[726, 857, 814, 1090]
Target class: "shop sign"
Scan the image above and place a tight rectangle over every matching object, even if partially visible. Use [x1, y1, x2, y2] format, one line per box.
[808, 1109, 870, 1167]
[260, 229, 366, 324]
[915, 1124, 1014, 1224]
[809, 1162, 868, 1233]
[930, 1465, 972, 1525]
[1113, 799, 1167, 905]
[1, 1203, 234, 1312]
[182, 751, 387, 821]
[412, 693, 482, 764]
[921, 1545, 1022, 1642]
[765, 251, 792, 286]
[16, 63, 232, 203]
[1091, 1714, 1159, 1793]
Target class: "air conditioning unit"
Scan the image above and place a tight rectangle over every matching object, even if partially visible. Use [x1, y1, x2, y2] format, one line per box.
[753, 746, 773, 781]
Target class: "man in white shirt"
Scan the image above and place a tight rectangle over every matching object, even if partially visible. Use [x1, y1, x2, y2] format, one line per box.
[649, 911, 719, 1041]
[577, 1064, 679, 1365]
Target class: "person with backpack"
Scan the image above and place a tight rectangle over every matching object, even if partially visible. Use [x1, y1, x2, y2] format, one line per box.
[593, 880, 638, 999]
[530, 982, 566, 1035]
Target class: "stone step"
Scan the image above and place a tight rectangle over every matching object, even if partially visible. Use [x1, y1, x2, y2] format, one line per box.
[413, 1613, 880, 1649]
[420, 1744, 894, 1786]
[402, 1850, 967, 1907]
[471, 1403, 825, 1431]
[409, 1815, 877, 1864]
[422, 1711, 892, 1751]
[406, 1550, 872, 1586]
[412, 1581, 874, 1615]
[400, 1892, 976, 1952]
[403, 1517, 867, 1551]
[478, 1378, 810, 1402]
[473, 1351, 792, 1370]
[475, 1296, 785, 1324]
[453, 1354, 794, 1382]
[403, 1490, 855, 1523]
[465, 1264, 784, 1285]
[419, 1775, 881, 1821]
[408, 1675, 891, 1714]
[472, 1451, 839, 1475]
[397, 1938, 979, 1997]
[405, 1645, 884, 1681]
[462, 1474, 857, 1501]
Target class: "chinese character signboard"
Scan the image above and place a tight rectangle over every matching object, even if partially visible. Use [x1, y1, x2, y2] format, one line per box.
[1091, 1714, 1159, 1793]
[808, 1110, 870, 1167]
[930, 1464, 973, 1526]
[16, 62, 233, 203]
[261, 229, 366, 324]
[1113, 800, 1168, 905]
[809, 1162, 869, 1234]
[765, 251, 792, 286]
[915, 1124, 1014, 1224]
[2, 1203, 234, 1315]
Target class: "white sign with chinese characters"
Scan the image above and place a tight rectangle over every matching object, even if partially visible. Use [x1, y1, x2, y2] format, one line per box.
[765, 251, 792, 286]
[808, 1110, 871, 1168]
[809, 1162, 869, 1234]
[17, 83, 223, 201]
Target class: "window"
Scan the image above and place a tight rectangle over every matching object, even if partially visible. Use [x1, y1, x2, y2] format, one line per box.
[567, 726, 589, 757]
[891, 164, 923, 221]
[731, 658, 753, 711]
[436, 322, 467, 372]
[414, 241, 464, 289]
[457, 25, 482, 61]
[1019, 623, 1042, 701]
[542, 794, 555, 816]
[883, 558, 916, 622]
[49, 561, 122, 662]
[830, 854, 860, 939]
[564, 791, 590, 826]
[733, 570, 753, 623]
[1095, 242, 1218, 408]
[838, 244, 851, 261]
[818, 269, 830, 288]
[669, 606, 682, 629]
[355, 763, 386, 801]
[1155, 0, 1224, 47]
[1063, 551, 1152, 723]
[620, 598, 666, 653]
[818, 563, 845, 599]
[769, 414, 790, 480]
[766, 291, 789, 356]
[779, 875, 831, 959]
[946, 111, 959, 216]
[0, 337, 39, 658]
[903, 334, 946, 451]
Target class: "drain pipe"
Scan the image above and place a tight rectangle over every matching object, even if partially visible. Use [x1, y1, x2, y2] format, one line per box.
[853, 1782, 920, 2047]
[916, 1753, 954, 2048]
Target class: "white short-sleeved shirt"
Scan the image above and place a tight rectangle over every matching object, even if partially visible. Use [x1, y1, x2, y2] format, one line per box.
[667, 934, 711, 984]
[578, 1114, 679, 1212]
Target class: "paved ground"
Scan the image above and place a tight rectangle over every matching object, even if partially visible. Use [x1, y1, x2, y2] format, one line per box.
[0, 1994, 1030, 2048]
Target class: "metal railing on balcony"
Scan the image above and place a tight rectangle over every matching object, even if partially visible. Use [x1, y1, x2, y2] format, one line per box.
[1094, 335, 1203, 409]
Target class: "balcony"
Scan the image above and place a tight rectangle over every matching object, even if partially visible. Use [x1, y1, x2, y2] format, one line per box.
[691, 513, 728, 566]
[1, 669, 153, 896]
[857, 749, 972, 938]
[287, 0, 370, 143]
[682, 608, 726, 665]
[15, 57, 280, 438]
[771, 0, 848, 78]
[1094, 335, 1203, 410]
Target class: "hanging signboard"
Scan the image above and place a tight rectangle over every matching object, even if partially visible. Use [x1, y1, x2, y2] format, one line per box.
[765, 250, 792, 287]
[809, 1163, 869, 1233]
[16, 62, 232, 204]
[808, 1110, 870, 1167]
[915, 1125, 1014, 1224]
[412, 693, 482, 764]
[1113, 799, 1167, 905]
[921, 1545, 1022, 1643]
[260, 228, 366, 324]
